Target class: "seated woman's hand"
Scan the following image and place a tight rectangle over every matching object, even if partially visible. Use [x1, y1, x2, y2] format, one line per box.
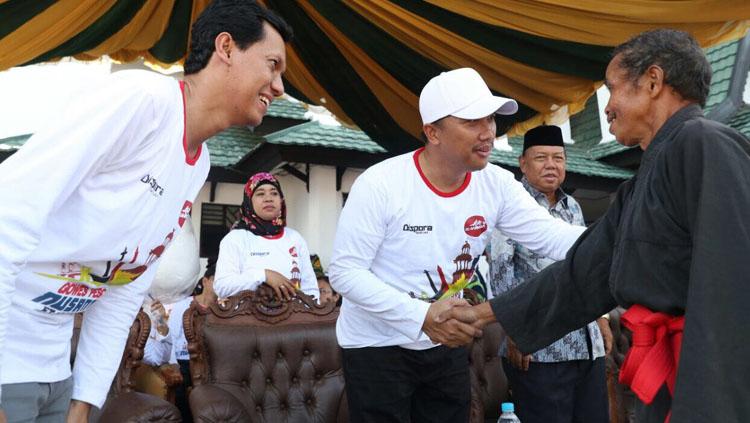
[264, 269, 297, 301]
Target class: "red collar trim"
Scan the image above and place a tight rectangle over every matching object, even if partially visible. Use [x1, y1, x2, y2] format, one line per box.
[412, 147, 471, 198]
[180, 81, 201, 166]
[262, 228, 285, 240]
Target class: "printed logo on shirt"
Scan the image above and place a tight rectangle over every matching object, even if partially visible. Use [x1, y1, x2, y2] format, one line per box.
[178, 201, 192, 227]
[31, 281, 106, 313]
[36, 230, 176, 292]
[464, 215, 487, 237]
[402, 223, 433, 234]
[289, 246, 298, 257]
[250, 251, 270, 257]
[141, 174, 164, 197]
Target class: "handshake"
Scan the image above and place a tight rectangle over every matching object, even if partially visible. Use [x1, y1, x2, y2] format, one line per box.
[421, 297, 496, 347]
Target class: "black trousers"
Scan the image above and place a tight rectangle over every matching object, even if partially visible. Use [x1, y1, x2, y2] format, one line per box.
[502, 356, 609, 423]
[342, 345, 471, 423]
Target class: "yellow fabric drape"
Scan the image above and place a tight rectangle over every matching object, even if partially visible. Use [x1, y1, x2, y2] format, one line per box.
[344, 1, 596, 128]
[426, 0, 750, 47]
[299, 1, 424, 138]
[256, 0, 353, 125]
[0, 0, 216, 70]
[77, 0, 175, 63]
[0, 0, 115, 70]
[283, 44, 354, 126]
[141, 0, 213, 68]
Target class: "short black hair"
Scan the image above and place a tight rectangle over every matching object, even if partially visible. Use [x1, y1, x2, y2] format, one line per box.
[611, 29, 711, 107]
[184, 0, 293, 75]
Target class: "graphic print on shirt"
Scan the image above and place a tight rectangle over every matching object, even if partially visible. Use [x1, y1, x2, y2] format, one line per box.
[410, 241, 480, 302]
[31, 202, 193, 313]
[289, 260, 301, 290]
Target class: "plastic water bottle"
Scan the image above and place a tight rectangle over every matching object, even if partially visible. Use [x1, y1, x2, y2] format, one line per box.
[497, 402, 521, 422]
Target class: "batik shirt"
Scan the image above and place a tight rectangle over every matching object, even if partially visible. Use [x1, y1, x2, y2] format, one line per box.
[490, 177, 604, 362]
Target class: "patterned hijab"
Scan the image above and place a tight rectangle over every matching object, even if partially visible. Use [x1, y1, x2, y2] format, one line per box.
[233, 172, 286, 236]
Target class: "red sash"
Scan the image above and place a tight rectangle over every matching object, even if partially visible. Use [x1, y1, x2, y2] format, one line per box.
[618, 305, 685, 423]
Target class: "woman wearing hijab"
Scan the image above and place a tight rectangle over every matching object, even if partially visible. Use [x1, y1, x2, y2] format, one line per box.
[214, 172, 319, 301]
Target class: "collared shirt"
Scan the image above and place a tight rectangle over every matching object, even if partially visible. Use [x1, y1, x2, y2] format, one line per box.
[489, 176, 605, 362]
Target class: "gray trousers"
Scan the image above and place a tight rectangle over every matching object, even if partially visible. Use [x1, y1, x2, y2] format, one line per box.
[1, 378, 73, 423]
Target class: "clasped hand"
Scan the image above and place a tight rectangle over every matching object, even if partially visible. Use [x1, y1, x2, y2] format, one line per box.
[421, 298, 483, 347]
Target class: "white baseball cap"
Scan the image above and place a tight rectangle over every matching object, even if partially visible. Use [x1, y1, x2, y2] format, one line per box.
[419, 68, 518, 124]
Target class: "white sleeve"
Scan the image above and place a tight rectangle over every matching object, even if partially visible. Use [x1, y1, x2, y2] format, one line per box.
[213, 232, 265, 298]
[72, 265, 155, 408]
[495, 176, 585, 260]
[0, 81, 157, 402]
[142, 324, 173, 367]
[167, 299, 189, 365]
[169, 342, 178, 365]
[329, 174, 431, 341]
[168, 316, 184, 365]
[296, 238, 320, 298]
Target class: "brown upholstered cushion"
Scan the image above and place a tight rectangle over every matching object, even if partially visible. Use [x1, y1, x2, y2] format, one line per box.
[186, 291, 346, 422]
[202, 320, 345, 422]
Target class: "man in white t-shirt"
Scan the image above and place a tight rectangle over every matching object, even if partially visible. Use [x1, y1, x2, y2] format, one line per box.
[329, 68, 586, 422]
[0, 1, 292, 422]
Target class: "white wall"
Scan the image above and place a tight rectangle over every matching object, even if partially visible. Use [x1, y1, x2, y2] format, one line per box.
[595, 85, 616, 143]
[192, 164, 365, 270]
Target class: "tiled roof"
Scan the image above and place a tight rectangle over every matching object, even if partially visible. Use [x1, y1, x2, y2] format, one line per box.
[571, 37, 744, 160]
[266, 97, 309, 120]
[205, 126, 265, 167]
[491, 137, 634, 180]
[569, 94, 601, 149]
[0, 133, 32, 151]
[704, 39, 741, 112]
[205, 121, 385, 167]
[727, 104, 750, 138]
[266, 121, 386, 154]
[586, 140, 635, 160]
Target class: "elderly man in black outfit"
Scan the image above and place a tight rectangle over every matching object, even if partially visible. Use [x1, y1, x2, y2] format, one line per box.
[439, 29, 750, 423]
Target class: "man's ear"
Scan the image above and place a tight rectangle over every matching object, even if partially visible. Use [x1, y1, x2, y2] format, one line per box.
[214, 32, 234, 65]
[518, 152, 530, 176]
[423, 123, 440, 146]
[645, 64, 665, 98]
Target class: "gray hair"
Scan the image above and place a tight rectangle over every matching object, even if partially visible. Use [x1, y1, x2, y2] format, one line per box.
[612, 29, 711, 107]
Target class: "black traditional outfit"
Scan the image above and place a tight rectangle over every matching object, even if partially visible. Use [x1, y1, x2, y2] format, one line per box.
[491, 105, 750, 422]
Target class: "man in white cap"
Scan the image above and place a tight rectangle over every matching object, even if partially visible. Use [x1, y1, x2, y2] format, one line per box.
[329, 68, 586, 422]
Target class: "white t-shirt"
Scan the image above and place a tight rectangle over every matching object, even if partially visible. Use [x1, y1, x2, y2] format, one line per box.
[0, 70, 209, 407]
[168, 296, 192, 363]
[329, 148, 585, 350]
[214, 228, 320, 299]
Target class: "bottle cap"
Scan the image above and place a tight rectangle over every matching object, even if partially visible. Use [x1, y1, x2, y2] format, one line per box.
[501, 402, 514, 413]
